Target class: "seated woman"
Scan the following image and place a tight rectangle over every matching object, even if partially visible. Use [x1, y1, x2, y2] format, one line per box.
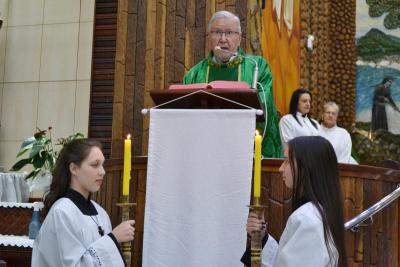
[32, 139, 135, 267]
[279, 88, 319, 148]
[241, 136, 347, 267]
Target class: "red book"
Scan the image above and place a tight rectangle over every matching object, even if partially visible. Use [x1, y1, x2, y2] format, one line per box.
[168, 80, 251, 90]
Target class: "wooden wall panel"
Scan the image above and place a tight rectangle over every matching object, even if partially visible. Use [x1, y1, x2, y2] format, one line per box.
[89, 0, 118, 158]
[298, 0, 356, 128]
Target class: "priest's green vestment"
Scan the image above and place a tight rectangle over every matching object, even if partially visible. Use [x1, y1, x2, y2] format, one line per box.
[183, 50, 282, 158]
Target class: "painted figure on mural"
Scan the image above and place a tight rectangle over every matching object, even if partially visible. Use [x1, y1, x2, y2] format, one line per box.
[371, 76, 400, 132]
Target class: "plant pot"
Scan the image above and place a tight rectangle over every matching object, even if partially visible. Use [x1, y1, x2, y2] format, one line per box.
[27, 171, 52, 200]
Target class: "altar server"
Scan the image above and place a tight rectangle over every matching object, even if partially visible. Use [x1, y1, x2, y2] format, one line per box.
[242, 136, 347, 267]
[32, 139, 135, 267]
[319, 101, 357, 164]
[279, 88, 319, 148]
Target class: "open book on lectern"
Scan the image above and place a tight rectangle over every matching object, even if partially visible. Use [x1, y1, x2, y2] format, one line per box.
[168, 80, 250, 90]
[149, 81, 265, 121]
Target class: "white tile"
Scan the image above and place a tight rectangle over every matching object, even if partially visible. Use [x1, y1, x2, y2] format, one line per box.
[0, 28, 7, 82]
[37, 81, 76, 140]
[43, 0, 80, 24]
[0, 82, 39, 140]
[4, 25, 42, 82]
[80, 0, 95, 22]
[0, 0, 10, 28]
[74, 80, 90, 135]
[0, 140, 30, 171]
[40, 23, 79, 81]
[8, 0, 44, 26]
[77, 22, 94, 80]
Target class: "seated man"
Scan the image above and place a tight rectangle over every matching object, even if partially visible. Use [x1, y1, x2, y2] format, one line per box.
[183, 10, 282, 158]
[318, 101, 357, 164]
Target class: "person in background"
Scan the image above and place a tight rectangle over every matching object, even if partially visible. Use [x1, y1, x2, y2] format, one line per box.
[183, 10, 282, 158]
[279, 88, 319, 148]
[319, 101, 357, 164]
[32, 139, 135, 267]
[242, 136, 347, 267]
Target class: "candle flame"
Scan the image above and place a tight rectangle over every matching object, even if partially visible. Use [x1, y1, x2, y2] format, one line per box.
[126, 134, 131, 139]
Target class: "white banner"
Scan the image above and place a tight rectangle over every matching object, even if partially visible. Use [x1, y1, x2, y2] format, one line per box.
[142, 109, 256, 267]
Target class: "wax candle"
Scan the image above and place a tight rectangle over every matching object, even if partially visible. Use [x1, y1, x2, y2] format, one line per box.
[123, 134, 132, 196]
[253, 131, 262, 198]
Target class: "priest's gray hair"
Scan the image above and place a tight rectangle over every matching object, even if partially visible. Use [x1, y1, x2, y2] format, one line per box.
[323, 101, 340, 113]
[208, 11, 241, 33]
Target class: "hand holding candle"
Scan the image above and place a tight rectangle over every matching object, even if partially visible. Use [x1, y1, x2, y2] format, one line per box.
[123, 134, 132, 196]
[253, 131, 262, 198]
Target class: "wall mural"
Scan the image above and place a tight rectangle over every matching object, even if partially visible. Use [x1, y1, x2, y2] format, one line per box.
[355, 0, 400, 163]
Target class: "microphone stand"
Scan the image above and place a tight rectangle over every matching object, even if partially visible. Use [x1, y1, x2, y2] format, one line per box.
[214, 47, 259, 90]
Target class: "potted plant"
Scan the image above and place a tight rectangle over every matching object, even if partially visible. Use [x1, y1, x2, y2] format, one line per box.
[11, 127, 84, 179]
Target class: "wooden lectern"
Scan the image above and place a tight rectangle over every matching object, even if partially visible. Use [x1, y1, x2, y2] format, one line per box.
[149, 87, 265, 120]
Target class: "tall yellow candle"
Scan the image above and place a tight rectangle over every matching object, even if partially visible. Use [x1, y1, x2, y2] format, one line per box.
[253, 131, 262, 198]
[123, 134, 132, 196]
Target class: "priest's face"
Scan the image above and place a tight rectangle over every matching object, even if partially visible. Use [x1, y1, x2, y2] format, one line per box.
[69, 146, 106, 198]
[297, 93, 311, 115]
[208, 17, 241, 62]
[279, 148, 294, 189]
[322, 106, 338, 128]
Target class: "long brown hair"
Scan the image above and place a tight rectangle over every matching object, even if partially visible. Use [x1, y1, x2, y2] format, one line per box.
[44, 139, 103, 214]
[288, 136, 347, 267]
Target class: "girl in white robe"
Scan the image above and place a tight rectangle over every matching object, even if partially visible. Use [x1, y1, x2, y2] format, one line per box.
[32, 139, 135, 267]
[279, 88, 319, 147]
[242, 136, 347, 267]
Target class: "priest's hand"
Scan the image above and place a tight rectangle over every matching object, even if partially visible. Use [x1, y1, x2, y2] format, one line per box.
[112, 220, 135, 242]
[246, 211, 266, 238]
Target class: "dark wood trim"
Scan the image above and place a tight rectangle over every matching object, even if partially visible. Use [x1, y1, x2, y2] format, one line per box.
[89, 0, 118, 158]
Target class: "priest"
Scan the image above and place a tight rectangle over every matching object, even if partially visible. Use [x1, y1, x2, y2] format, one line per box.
[183, 10, 282, 158]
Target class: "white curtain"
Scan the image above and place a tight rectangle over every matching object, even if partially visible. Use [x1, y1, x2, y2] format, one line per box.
[142, 109, 256, 267]
[0, 172, 29, 202]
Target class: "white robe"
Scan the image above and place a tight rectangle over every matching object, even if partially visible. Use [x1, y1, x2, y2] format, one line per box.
[318, 125, 357, 164]
[279, 112, 319, 147]
[262, 202, 338, 267]
[32, 198, 124, 267]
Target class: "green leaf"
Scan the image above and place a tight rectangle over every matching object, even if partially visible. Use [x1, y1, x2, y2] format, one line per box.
[16, 137, 36, 157]
[74, 132, 85, 139]
[26, 169, 41, 180]
[29, 139, 47, 158]
[32, 152, 47, 169]
[47, 153, 55, 169]
[10, 158, 31, 171]
[43, 138, 52, 146]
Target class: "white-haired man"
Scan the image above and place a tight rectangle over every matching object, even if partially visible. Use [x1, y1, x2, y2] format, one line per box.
[183, 10, 281, 158]
[319, 101, 357, 164]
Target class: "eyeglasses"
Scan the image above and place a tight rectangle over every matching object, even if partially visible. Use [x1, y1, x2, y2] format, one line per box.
[209, 30, 240, 38]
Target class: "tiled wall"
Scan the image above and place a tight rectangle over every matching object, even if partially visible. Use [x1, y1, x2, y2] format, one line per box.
[0, 0, 95, 170]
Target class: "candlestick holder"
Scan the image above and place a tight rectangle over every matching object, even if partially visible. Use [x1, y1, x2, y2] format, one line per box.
[248, 197, 268, 267]
[116, 195, 136, 267]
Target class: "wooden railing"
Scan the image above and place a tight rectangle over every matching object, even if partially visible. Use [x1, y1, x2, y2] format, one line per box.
[99, 157, 400, 267]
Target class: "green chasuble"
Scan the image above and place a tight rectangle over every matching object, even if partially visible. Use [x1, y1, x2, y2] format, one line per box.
[183, 49, 282, 158]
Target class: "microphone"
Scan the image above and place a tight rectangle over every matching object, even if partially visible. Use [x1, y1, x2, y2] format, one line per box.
[214, 46, 259, 89]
